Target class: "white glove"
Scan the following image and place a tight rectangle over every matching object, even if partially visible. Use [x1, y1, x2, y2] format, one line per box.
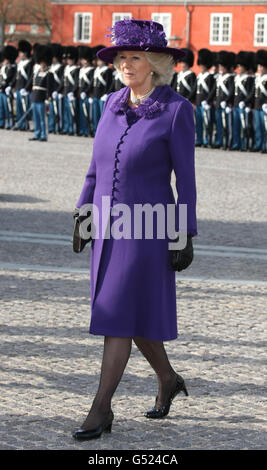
[5, 86, 11, 96]
[88, 97, 93, 104]
[13, 91, 17, 99]
[245, 106, 251, 113]
[239, 101, 245, 109]
[220, 101, 227, 109]
[58, 93, 63, 100]
[45, 99, 50, 106]
[52, 91, 58, 99]
[262, 103, 267, 114]
[201, 100, 208, 107]
[101, 94, 108, 102]
[20, 88, 28, 97]
[204, 103, 211, 110]
[80, 91, 87, 100]
[67, 92, 75, 101]
[225, 106, 232, 114]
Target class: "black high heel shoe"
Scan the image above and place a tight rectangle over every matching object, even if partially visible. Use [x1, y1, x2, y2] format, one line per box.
[72, 410, 114, 440]
[144, 374, 188, 419]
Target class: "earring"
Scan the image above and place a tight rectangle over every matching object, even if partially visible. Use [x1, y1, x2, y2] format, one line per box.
[150, 71, 154, 75]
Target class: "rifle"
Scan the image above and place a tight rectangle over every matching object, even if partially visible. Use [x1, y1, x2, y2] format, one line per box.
[221, 108, 228, 150]
[240, 109, 248, 151]
[21, 94, 30, 130]
[69, 97, 77, 135]
[6, 94, 14, 127]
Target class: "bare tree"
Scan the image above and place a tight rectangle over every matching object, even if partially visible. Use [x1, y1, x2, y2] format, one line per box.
[0, 0, 15, 47]
[20, 0, 52, 33]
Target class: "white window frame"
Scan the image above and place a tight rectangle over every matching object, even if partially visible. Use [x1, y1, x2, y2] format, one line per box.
[151, 13, 172, 42]
[73, 12, 92, 43]
[30, 24, 39, 35]
[8, 24, 16, 34]
[254, 14, 267, 47]
[112, 12, 132, 26]
[209, 13, 232, 46]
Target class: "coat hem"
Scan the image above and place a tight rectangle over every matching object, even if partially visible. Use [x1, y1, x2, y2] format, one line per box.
[89, 327, 178, 342]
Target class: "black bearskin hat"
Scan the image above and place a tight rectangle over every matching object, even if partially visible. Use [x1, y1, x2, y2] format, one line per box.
[79, 45, 93, 62]
[227, 52, 236, 70]
[177, 48, 194, 67]
[235, 51, 251, 70]
[3, 45, 18, 63]
[18, 40, 32, 57]
[197, 48, 214, 69]
[50, 43, 64, 61]
[217, 50, 233, 70]
[66, 46, 78, 62]
[35, 44, 53, 65]
[255, 49, 267, 68]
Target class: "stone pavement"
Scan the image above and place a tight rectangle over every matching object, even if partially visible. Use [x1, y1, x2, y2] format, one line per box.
[0, 129, 266, 450]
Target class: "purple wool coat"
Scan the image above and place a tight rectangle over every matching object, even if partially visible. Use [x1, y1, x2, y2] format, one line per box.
[76, 84, 198, 341]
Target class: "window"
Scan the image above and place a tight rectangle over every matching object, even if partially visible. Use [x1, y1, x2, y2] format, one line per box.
[151, 13, 172, 42]
[74, 12, 92, 43]
[210, 13, 232, 45]
[30, 24, 39, 35]
[8, 24, 16, 34]
[112, 12, 132, 26]
[254, 14, 267, 46]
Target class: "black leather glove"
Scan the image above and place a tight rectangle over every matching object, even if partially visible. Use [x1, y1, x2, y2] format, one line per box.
[72, 208, 92, 253]
[170, 234, 194, 272]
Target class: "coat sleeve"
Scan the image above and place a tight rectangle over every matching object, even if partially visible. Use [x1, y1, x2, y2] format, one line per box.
[168, 99, 198, 237]
[75, 92, 114, 209]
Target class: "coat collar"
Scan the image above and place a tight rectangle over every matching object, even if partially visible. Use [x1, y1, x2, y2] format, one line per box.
[109, 84, 174, 119]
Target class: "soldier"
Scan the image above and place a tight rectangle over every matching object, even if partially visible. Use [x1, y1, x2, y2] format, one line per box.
[252, 49, 267, 153]
[91, 45, 113, 134]
[0, 45, 18, 129]
[62, 46, 80, 136]
[231, 51, 255, 151]
[106, 64, 126, 93]
[28, 45, 54, 142]
[78, 46, 94, 137]
[213, 51, 235, 150]
[14, 40, 34, 131]
[174, 48, 197, 104]
[195, 48, 216, 147]
[48, 43, 65, 134]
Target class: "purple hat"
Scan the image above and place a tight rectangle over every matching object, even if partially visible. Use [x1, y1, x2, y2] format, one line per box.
[96, 19, 186, 63]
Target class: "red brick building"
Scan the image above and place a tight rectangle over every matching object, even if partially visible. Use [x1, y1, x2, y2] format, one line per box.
[51, 1, 267, 72]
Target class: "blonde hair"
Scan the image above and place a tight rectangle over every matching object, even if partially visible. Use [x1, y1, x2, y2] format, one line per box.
[113, 51, 176, 86]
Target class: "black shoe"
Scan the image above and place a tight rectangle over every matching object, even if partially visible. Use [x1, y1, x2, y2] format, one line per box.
[40, 138, 47, 142]
[28, 137, 39, 141]
[144, 374, 188, 419]
[72, 410, 114, 441]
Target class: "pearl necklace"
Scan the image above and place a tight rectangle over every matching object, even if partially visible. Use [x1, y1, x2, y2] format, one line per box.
[130, 86, 156, 106]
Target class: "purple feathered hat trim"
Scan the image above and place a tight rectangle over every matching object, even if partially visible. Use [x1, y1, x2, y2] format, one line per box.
[97, 19, 186, 63]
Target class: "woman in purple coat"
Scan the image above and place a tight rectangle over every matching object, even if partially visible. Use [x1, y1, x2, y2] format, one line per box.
[72, 19, 198, 440]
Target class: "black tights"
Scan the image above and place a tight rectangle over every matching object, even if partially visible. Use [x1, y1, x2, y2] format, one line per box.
[81, 336, 178, 430]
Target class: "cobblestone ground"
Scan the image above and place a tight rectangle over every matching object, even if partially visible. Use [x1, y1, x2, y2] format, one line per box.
[0, 129, 266, 450]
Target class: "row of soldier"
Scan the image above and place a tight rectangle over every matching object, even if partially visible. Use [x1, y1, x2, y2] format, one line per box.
[0, 40, 266, 151]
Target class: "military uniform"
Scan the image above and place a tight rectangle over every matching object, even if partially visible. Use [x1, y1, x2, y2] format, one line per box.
[91, 45, 113, 134]
[62, 46, 80, 135]
[174, 49, 197, 104]
[78, 46, 94, 137]
[28, 45, 54, 141]
[231, 51, 255, 151]
[48, 44, 65, 134]
[14, 40, 34, 130]
[213, 51, 235, 149]
[0, 45, 17, 129]
[195, 48, 216, 147]
[252, 50, 267, 153]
